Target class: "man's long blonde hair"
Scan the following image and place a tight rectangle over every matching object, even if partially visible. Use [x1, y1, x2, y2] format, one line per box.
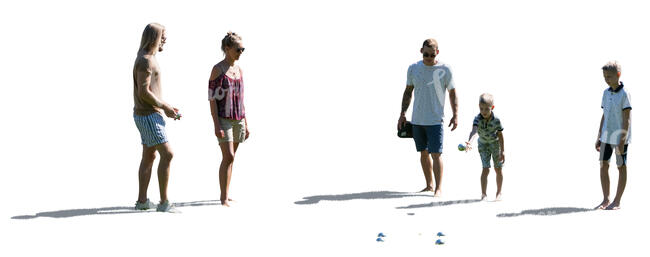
[138, 23, 165, 53]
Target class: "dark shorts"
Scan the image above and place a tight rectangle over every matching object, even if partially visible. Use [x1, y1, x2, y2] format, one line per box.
[599, 143, 628, 167]
[412, 124, 444, 153]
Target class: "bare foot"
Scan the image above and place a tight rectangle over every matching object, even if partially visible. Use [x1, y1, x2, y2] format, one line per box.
[495, 194, 502, 201]
[605, 202, 620, 210]
[419, 187, 434, 193]
[220, 199, 230, 207]
[480, 194, 487, 201]
[433, 189, 442, 197]
[595, 200, 610, 210]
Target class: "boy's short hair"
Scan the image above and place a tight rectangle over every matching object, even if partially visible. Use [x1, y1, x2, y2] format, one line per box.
[422, 38, 438, 49]
[479, 93, 494, 106]
[602, 61, 621, 73]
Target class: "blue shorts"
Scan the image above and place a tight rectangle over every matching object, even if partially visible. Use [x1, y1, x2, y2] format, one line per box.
[412, 124, 443, 153]
[134, 112, 168, 147]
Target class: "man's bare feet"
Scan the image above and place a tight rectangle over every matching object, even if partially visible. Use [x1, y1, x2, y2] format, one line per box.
[595, 199, 610, 210]
[419, 187, 434, 193]
[495, 194, 502, 201]
[433, 189, 442, 197]
[605, 202, 620, 210]
[480, 194, 487, 201]
[221, 199, 231, 207]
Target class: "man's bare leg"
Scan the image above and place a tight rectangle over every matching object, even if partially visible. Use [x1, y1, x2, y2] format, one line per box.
[419, 150, 434, 192]
[606, 165, 626, 210]
[431, 153, 443, 197]
[137, 145, 157, 203]
[480, 168, 489, 201]
[596, 161, 610, 209]
[495, 167, 503, 201]
[219, 141, 236, 206]
[154, 142, 174, 204]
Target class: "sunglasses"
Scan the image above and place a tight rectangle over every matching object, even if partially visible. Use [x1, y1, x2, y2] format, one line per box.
[236, 47, 245, 53]
[422, 52, 436, 58]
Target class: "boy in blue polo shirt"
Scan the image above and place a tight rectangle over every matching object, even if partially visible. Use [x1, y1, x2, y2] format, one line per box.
[465, 93, 505, 201]
[595, 61, 632, 210]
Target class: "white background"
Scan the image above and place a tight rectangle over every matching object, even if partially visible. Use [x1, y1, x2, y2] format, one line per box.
[2, 0, 649, 256]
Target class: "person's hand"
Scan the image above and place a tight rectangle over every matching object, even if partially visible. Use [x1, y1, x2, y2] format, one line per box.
[162, 104, 178, 119]
[245, 126, 250, 139]
[397, 115, 407, 130]
[215, 127, 225, 139]
[448, 115, 458, 131]
[595, 140, 601, 152]
[465, 141, 472, 152]
[499, 152, 506, 164]
[173, 108, 182, 120]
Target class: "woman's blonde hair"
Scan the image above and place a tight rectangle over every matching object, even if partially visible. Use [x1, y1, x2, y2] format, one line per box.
[221, 31, 242, 53]
[139, 23, 165, 52]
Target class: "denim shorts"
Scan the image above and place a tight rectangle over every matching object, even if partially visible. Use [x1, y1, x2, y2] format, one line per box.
[412, 124, 443, 153]
[134, 112, 168, 147]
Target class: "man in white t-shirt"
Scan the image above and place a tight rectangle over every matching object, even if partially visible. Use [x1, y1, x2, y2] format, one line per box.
[398, 38, 459, 196]
[595, 61, 631, 211]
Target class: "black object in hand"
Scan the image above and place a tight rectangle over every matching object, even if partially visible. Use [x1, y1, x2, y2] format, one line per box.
[397, 121, 413, 138]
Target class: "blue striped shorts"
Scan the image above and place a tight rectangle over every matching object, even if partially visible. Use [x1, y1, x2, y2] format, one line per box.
[134, 112, 168, 147]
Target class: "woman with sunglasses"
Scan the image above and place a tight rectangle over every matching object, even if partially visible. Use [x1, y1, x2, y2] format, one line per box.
[208, 31, 249, 207]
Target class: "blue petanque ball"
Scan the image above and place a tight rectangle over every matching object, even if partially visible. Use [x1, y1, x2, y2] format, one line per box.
[376, 238, 384, 242]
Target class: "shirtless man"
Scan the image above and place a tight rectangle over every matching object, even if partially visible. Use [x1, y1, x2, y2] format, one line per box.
[132, 23, 180, 212]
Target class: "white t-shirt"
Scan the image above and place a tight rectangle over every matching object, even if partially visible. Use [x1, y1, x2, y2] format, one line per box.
[406, 61, 455, 126]
[600, 83, 632, 145]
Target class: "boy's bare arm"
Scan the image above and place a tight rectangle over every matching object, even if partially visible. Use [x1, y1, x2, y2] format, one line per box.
[497, 131, 505, 163]
[497, 131, 505, 152]
[467, 125, 478, 144]
[596, 114, 604, 151]
[618, 109, 631, 152]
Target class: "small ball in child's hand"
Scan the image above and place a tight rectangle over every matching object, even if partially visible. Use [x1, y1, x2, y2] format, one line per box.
[458, 143, 466, 151]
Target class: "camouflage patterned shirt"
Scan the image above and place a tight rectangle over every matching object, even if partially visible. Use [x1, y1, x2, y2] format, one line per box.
[473, 113, 504, 145]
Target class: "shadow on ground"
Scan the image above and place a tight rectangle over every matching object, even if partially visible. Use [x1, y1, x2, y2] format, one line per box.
[11, 200, 218, 220]
[497, 207, 596, 218]
[294, 191, 429, 205]
[395, 199, 482, 209]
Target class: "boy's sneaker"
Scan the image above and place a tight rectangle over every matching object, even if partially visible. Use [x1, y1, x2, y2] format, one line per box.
[156, 200, 180, 213]
[135, 199, 156, 210]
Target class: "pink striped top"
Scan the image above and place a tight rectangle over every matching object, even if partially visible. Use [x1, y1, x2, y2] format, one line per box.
[208, 68, 245, 120]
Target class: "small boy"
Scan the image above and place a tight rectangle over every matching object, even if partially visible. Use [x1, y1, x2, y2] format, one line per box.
[465, 93, 505, 201]
[595, 61, 632, 210]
